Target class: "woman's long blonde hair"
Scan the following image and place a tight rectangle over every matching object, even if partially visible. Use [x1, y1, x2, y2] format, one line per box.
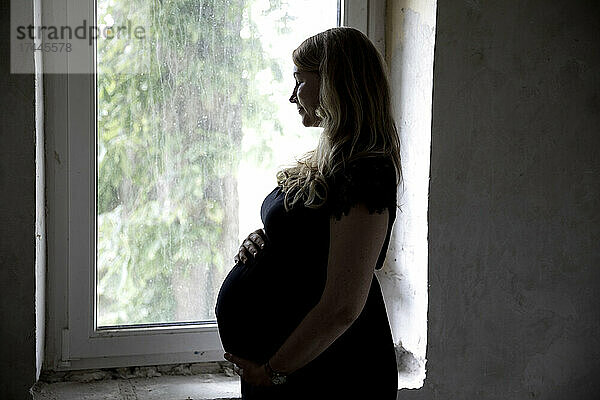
[276, 27, 402, 211]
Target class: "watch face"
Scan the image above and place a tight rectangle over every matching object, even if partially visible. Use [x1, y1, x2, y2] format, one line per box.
[272, 374, 287, 385]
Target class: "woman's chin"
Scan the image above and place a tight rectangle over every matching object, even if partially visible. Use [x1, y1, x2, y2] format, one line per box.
[301, 114, 318, 127]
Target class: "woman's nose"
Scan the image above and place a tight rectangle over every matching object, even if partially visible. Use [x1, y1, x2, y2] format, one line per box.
[289, 89, 297, 103]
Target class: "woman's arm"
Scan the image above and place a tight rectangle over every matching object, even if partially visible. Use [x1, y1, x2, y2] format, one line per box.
[267, 202, 389, 375]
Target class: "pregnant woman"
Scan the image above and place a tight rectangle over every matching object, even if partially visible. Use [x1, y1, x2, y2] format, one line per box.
[215, 27, 401, 400]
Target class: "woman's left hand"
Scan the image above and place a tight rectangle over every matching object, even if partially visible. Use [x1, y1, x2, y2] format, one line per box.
[224, 353, 273, 387]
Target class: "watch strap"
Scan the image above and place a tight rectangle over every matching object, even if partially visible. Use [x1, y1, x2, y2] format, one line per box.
[265, 360, 288, 385]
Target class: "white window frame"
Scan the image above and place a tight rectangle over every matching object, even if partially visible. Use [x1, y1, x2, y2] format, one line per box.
[45, 0, 386, 371]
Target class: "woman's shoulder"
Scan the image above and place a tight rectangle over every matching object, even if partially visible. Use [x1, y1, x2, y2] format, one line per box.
[331, 156, 396, 187]
[347, 156, 395, 177]
[327, 156, 397, 220]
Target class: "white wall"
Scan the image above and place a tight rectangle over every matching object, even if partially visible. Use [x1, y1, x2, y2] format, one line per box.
[378, 0, 436, 389]
[33, 0, 46, 380]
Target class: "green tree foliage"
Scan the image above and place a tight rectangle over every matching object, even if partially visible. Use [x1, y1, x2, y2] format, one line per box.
[97, 0, 280, 325]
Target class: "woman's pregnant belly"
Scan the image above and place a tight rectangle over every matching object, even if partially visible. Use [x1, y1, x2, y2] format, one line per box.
[215, 247, 325, 363]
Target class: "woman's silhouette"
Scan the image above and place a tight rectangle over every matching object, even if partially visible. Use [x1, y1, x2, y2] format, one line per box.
[216, 27, 402, 399]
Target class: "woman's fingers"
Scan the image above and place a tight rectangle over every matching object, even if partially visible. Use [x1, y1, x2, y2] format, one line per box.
[235, 246, 250, 264]
[251, 229, 267, 249]
[233, 364, 243, 377]
[225, 353, 243, 377]
[234, 228, 268, 264]
[224, 353, 250, 369]
[243, 239, 259, 258]
[244, 229, 267, 258]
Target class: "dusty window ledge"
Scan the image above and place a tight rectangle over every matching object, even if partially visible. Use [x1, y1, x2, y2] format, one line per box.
[31, 362, 241, 400]
[31, 352, 423, 399]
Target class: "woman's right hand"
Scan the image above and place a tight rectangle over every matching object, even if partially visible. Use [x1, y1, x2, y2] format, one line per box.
[234, 228, 268, 265]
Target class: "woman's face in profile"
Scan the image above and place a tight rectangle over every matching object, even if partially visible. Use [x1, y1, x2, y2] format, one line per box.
[290, 65, 321, 127]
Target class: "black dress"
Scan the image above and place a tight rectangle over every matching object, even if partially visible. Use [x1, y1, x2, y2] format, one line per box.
[215, 157, 398, 399]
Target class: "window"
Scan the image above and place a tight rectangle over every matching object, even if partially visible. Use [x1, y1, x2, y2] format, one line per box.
[45, 0, 386, 371]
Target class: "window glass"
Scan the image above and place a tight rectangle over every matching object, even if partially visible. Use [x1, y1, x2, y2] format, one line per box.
[96, 0, 339, 327]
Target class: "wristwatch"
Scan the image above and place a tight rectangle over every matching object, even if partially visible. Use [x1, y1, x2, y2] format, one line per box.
[265, 360, 288, 385]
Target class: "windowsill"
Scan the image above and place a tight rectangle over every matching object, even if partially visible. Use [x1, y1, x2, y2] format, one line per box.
[31, 373, 241, 400]
[31, 357, 421, 399]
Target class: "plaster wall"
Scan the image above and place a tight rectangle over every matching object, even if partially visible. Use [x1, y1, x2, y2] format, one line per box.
[0, 0, 42, 398]
[398, 0, 600, 398]
[380, 0, 436, 389]
[33, 0, 46, 381]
